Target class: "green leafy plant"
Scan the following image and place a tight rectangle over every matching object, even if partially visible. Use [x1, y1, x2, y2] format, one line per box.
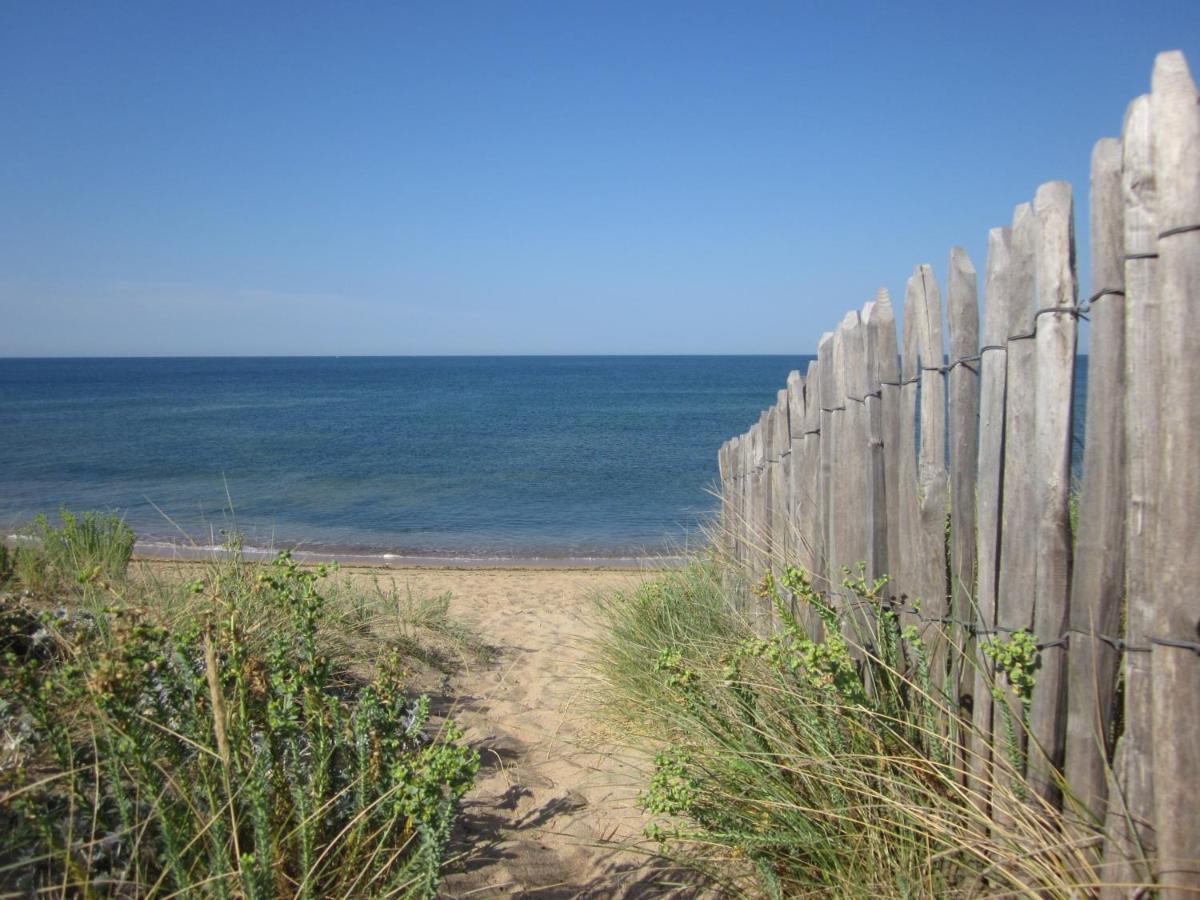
[982, 628, 1040, 781]
[983, 629, 1038, 709]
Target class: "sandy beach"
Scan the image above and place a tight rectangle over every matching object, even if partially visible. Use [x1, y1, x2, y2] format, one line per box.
[375, 567, 694, 898]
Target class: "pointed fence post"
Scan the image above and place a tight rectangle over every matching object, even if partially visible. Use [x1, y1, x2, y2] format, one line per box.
[754, 409, 772, 620]
[736, 432, 749, 571]
[863, 295, 894, 590]
[729, 435, 743, 568]
[913, 265, 950, 688]
[840, 310, 870, 648]
[802, 359, 826, 641]
[718, 439, 731, 558]
[1101, 93, 1159, 896]
[898, 281, 923, 637]
[1063, 138, 1125, 840]
[817, 332, 837, 599]
[1149, 50, 1200, 897]
[826, 320, 852, 615]
[1027, 180, 1079, 807]
[747, 419, 763, 586]
[772, 388, 791, 571]
[994, 201, 1039, 827]
[762, 406, 776, 580]
[970, 226, 1016, 807]
[948, 247, 980, 739]
[785, 369, 805, 621]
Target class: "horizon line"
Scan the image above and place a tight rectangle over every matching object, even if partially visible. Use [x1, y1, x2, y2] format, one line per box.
[0, 352, 819, 360]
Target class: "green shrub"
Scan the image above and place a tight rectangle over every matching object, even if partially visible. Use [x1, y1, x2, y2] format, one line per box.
[0, 550, 478, 898]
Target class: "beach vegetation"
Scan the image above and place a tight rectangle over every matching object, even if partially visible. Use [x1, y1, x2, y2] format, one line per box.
[15, 509, 136, 596]
[0, 512, 480, 897]
[590, 558, 1113, 897]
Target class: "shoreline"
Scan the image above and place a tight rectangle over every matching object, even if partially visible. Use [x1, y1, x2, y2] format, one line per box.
[5, 531, 694, 572]
[130, 543, 688, 571]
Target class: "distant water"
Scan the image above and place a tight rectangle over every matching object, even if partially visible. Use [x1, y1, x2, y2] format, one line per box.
[0, 355, 1090, 563]
[0, 356, 817, 562]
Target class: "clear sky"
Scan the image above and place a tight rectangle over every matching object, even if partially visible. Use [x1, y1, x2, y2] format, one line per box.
[2, 1, 1197, 356]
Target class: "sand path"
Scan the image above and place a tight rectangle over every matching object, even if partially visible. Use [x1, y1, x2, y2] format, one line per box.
[371, 567, 696, 898]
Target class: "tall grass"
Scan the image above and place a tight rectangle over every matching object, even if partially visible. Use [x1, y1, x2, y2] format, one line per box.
[0, 513, 481, 897]
[321, 577, 494, 676]
[7, 509, 135, 597]
[590, 559, 1130, 897]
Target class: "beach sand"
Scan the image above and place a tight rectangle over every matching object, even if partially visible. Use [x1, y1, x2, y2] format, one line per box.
[370, 567, 700, 898]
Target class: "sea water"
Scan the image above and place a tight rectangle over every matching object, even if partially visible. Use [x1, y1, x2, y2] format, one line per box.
[0, 356, 819, 562]
[0, 355, 1088, 563]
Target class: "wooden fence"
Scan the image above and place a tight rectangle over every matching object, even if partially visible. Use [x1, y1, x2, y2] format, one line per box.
[715, 51, 1199, 895]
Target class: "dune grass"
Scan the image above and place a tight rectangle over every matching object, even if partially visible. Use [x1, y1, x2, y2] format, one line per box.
[589, 558, 1129, 898]
[0, 511, 482, 898]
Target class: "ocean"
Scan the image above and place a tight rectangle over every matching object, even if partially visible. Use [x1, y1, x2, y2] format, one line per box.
[0, 355, 1089, 564]
[0, 356, 817, 562]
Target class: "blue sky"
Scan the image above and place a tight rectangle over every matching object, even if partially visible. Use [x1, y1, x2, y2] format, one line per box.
[1, 1, 1197, 356]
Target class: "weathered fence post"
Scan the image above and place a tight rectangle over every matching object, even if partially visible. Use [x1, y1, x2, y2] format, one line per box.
[1026, 181, 1079, 807]
[797, 360, 820, 567]
[747, 418, 763, 582]
[912, 266, 950, 686]
[1063, 138, 1125, 842]
[772, 388, 791, 571]
[1149, 50, 1200, 897]
[970, 225, 1015, 808]
[840, 310, 871, 647]
[1101, 92, 1158, 895]
[826, 318, 852, 617]
[734, 432, 744, 571]
[761, 405, 776, 582]
[816, 332, 836, 599]
[754, 408, 772, 624]
[994, 201, 1039, 826]
[863, 293, 895, 589]
[718, 439, 731, 559]
[898, 280, 923, 637]
[801, 359, 826, 640]
[1022, 181, 1079, 809]
[947, 247, 980, 742]
[785, 370, 805, 621]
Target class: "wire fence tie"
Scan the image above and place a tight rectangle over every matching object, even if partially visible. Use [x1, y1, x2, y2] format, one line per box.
[1079, 288, 1125, 315]
[946, 355, 981, 373]
[1158, 223, 1200, 239]
[1150, 636, 1200, 655]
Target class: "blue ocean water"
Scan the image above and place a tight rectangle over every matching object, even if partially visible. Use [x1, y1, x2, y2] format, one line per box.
[0, 356, 814, 560]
